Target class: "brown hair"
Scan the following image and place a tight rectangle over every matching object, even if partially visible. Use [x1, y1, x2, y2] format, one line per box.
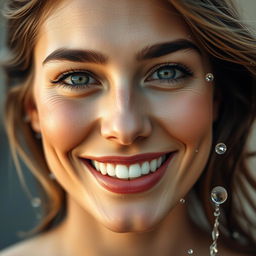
[2, 0, 65, 234]
[170, 0, 256, 253]
[2, 0, 256, 252]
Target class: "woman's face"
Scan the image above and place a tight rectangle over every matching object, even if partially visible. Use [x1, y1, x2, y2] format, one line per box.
[31, 0, 214, 232]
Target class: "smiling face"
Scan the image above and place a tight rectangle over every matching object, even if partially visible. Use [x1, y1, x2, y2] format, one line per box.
[30, 0, 214, 232]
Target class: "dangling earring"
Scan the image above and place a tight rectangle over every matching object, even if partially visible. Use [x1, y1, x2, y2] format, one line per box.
[208, 142, 228, 255]
[205, 73, 214, 82]
[209, 186, 228, 256]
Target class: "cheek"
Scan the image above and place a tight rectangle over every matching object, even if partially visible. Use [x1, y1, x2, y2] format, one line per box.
[155, 92, 213, 144]
[38, 95, 96, 150]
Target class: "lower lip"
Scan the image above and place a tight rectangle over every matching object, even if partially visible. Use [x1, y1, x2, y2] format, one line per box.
[81, 153, 175, 194]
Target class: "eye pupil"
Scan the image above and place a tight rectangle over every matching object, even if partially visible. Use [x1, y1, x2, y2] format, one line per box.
[71, 74, 89, 85]
[158, 68, 175, 79]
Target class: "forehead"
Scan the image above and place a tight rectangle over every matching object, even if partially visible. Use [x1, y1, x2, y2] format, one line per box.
[36, 0, 193, 62]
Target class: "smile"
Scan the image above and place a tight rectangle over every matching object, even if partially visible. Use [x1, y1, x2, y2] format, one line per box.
[91, 154, 167, 179]
[80, 152, 175, 194]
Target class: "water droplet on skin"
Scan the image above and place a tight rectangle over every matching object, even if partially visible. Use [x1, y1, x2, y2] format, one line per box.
[205, 73, 214, 82]
[180, 198, 186, 204]
[187, 249, 194, 254]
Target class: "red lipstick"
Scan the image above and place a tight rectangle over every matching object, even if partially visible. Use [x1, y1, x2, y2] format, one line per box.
[80, 152, 175, 194]
[83, 152, 170, 165]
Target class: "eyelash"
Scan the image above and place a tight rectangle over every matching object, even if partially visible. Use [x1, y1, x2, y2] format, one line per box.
[145, 63, 193, 84]
[50, 63, 193, 90]
[50, 69, 100, 90]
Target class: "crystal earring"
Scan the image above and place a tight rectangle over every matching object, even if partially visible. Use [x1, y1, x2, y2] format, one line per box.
[215, 143, 227, 155]
[209, 186, 228, 256]
[205, 73, 214, 82]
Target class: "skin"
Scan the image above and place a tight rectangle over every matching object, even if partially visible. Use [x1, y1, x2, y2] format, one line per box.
[1, 0, 251, 255]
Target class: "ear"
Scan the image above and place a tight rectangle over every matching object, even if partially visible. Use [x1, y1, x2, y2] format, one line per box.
[25, 96, 41, 133]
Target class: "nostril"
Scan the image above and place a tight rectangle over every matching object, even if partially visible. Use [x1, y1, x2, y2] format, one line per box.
[107, 136, 116, 140]
[136, 136, 147, 142]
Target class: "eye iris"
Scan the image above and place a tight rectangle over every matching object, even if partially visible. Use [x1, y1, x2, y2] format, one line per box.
[71, 74, 89, 85]
[157, 68, 175, 79]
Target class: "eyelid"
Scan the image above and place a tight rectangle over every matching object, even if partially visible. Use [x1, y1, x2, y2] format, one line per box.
[50, 69, 99, 84]
[49, 63, 193, 86]
[145, 62, 193, 81]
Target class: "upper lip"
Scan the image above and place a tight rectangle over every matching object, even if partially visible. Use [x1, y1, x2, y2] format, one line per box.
[80, 151, 173, 165]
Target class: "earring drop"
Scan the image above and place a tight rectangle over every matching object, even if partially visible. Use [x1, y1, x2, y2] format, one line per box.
[209, 186, 228, 256]
[215, 143, 227, 155]
[205, 73, 214, 82]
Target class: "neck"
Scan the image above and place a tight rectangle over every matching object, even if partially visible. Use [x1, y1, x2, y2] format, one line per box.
[54, 194, 207, 256]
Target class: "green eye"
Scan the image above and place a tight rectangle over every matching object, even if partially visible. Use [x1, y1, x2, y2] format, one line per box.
[64, 72, 94, 86]
[145, 63, 193, 88]
[51, 71, 100, 88]
[157, 67, 178, 80]
[69, 74, 90, 85]
[149, 65, 186, 82]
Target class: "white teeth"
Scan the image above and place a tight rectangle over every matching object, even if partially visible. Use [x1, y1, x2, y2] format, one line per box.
[115, 165, 129, 179]
[90, 154, 168, 179]
[99, 162, 107, 175]
[106, 163, 115, 177]
[92, 160, 100, 171]
[150, 159, 157, 172]
[141, 161, 150, 175]
[157, 157, 162, 168]
[129, 164, 141, 179]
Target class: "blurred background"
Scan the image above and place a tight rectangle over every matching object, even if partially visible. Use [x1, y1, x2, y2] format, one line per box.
[0, 0, 255, 250]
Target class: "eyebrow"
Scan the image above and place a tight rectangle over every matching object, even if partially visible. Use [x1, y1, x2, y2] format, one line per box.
[42, 39, 201, 65]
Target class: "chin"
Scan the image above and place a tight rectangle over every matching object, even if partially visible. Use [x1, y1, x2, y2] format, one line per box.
[100, 212, 163, 234]
[103, 222, 157, 234]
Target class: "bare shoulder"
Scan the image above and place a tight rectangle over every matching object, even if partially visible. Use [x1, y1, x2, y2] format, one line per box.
[0, 231, 59, 256]
[0, 236, 43, 256]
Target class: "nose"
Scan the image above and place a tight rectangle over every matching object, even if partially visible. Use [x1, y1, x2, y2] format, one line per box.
[100, 85, 152, 145]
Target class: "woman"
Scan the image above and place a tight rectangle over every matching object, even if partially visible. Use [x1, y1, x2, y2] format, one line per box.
[1, 0, 256, 255]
